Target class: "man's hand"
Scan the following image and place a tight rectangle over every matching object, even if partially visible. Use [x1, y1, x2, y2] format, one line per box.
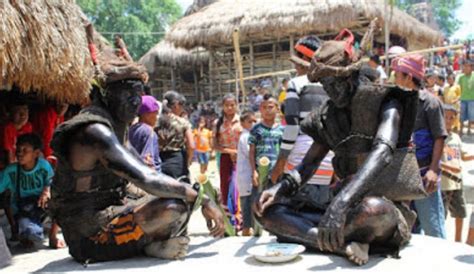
[252, 170, 259, 188]
[254, 183, 281, 217]
[37, 187, 51, 209]
[424, 169, 439, 194]
[201, 200, 225, 237]
[317, 206, 347, 252]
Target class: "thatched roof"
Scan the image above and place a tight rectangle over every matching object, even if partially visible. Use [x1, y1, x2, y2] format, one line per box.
[184, 0, 218, 16]
[0, 0, 93, 103]
[167, 0, 442, 50]
[138, 41, 208, 74]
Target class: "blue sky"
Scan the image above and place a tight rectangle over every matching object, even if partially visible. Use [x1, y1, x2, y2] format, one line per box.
[176, 0, 193, 11]
[453, 0, 474, 39]
[176, 0, 473, 39]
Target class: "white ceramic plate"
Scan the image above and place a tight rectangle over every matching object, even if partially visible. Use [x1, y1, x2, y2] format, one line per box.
[247, 243, 306, 263]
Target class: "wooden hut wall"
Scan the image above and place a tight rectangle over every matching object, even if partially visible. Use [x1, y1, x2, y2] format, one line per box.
[147, 64, 209, 102]
[206, 28, 404, 98]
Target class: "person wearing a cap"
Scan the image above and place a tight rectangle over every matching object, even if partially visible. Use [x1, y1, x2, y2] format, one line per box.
[393, 54, 448, 239]
[270, 35, 333, 187]
[458, 58, 474, 136]
[129, 95, 161, 172]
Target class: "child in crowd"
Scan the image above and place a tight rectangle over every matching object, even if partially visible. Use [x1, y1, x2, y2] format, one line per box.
[213, 94, 241, 208]
[440, 105, 474, 242]
[249, 95, 284, 189]
[443, 73, 461, 131]
[193, 116, 213, 174]
[236, 110, 256, 236]
[2, 133, 64, 248]
[1, 103, 32, 164]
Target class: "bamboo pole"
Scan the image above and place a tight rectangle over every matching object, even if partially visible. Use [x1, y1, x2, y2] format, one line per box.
[379, 44, 464, 60]
[232, 28, 246, 104]
[224, 69, 295, 84]
[250, 41, 255, 76]
[384, 0, 390, 74]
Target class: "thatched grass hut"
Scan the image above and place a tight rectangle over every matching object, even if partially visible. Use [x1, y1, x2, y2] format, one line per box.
[139, 41, 209, 102]
[168, 0, 441, 50]
[166, 0, 442, 98]
[0, 0, 94, 104]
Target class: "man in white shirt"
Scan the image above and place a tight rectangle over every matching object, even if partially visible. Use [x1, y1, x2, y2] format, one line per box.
[369, 54, 388, 85]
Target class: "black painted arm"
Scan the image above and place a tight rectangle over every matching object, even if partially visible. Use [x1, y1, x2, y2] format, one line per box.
[84, 123, 200, 203]
[329, 99, 402, 214]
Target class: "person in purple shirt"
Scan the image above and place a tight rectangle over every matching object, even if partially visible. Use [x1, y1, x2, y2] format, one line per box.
[129, 95, 161, 172]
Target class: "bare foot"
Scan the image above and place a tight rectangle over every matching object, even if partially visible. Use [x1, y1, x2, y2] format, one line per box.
[345, 242, 369, 266]
[144, 236, 190, 260]
[49, 237, 66, 249]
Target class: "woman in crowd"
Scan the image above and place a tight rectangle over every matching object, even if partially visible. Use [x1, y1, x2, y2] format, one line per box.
[156, 91, 194, 180]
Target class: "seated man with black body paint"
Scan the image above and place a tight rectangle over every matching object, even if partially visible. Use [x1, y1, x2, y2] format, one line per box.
[254, 26, 427, 265]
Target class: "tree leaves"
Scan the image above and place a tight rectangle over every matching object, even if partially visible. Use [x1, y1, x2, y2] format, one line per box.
[77, 0, 182, 59]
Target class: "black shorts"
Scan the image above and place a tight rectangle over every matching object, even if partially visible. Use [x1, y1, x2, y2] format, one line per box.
[68, 208, 151, 263]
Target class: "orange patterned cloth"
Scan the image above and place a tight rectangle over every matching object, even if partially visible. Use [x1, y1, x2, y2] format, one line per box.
[216, 115, 241, 150]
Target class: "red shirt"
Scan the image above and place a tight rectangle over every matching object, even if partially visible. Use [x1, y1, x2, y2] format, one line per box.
[1, 122, 33, 153]
[453, 56, 460, 71]
[31, 106, 64, 157]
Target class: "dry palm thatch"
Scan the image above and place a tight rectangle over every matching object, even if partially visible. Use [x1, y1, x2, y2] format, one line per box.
[184, 0, 218, 16]
[138, 41, 208, 74]
[0, 0, 94, 103]
[167, 0, 442, 50]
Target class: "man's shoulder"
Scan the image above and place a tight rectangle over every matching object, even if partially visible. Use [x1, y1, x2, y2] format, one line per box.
[419, 90, 442, 108]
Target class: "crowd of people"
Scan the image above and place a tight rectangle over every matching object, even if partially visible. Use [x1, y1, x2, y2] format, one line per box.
[1, 32, 474, 266]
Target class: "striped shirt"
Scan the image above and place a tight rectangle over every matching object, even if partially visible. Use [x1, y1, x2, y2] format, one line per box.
[280, 75, 327, 157]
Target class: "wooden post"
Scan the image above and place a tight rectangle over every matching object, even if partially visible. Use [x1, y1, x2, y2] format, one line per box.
[232, 28, 246, 105]
[227, 53, 232, 93]
[272, 42, 277, 71]
[209, 49, 214, 100]
[170, 67, 176, 90]
[289, 35, 295, 57]
[249, 41, 255, 76]
[193, 68, 200, 102]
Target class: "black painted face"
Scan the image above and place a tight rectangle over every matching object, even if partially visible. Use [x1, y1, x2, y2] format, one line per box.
[107, 84, 142, 123]
[322, 76, 354, 108]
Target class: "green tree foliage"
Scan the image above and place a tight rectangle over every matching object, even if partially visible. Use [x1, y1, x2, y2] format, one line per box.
[77, 0, 182, 60]
[393, 0, 462, 37]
